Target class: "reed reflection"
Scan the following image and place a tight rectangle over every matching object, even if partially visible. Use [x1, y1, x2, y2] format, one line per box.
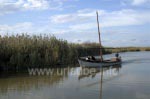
[0, 68, 71, 94]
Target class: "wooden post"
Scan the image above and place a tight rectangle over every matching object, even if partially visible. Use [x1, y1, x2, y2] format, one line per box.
[96, 11, 103, 61]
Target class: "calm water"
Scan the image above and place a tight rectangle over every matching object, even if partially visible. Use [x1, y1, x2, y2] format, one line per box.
[0, 52, 150, 99]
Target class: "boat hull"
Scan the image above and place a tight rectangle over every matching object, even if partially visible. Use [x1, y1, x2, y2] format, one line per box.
[78, 58, 122, 67]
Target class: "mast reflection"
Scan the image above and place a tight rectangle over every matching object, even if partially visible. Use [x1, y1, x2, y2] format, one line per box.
[78, 65, 122, 99]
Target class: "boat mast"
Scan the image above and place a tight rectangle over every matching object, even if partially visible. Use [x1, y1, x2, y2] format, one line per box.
[96, 11, 103, 61]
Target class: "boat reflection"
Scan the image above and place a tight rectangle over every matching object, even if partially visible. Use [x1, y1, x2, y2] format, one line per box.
[78, 65, 122, 80]
[78, 65, 122, 99]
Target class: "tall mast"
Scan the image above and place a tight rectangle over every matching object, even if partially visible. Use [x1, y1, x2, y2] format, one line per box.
[96, 11, 103, 61]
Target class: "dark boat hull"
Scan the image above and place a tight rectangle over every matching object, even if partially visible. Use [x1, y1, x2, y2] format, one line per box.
[78, 58, 122, 67]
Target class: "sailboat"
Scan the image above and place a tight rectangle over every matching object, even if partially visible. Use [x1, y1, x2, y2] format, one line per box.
[78, 11, 122, 67]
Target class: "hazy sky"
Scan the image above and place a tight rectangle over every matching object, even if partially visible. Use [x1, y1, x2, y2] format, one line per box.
[0, 0, 150, 47]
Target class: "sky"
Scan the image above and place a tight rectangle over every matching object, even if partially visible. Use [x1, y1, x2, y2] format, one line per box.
[0, 0, 150, 47]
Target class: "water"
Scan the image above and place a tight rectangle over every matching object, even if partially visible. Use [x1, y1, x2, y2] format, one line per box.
[0, 52, 150, 99]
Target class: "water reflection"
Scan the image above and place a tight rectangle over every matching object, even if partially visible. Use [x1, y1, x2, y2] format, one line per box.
[0, 52, 150, 99]
[0, 65, 122, 99]
[0, 68, 70, 94]
[78, 65, 121, 80]
[78, 65, 122, 99]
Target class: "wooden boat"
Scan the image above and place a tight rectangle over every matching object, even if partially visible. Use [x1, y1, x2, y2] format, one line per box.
[78, 11, 122, 67]
[78, 57, 121, 67]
